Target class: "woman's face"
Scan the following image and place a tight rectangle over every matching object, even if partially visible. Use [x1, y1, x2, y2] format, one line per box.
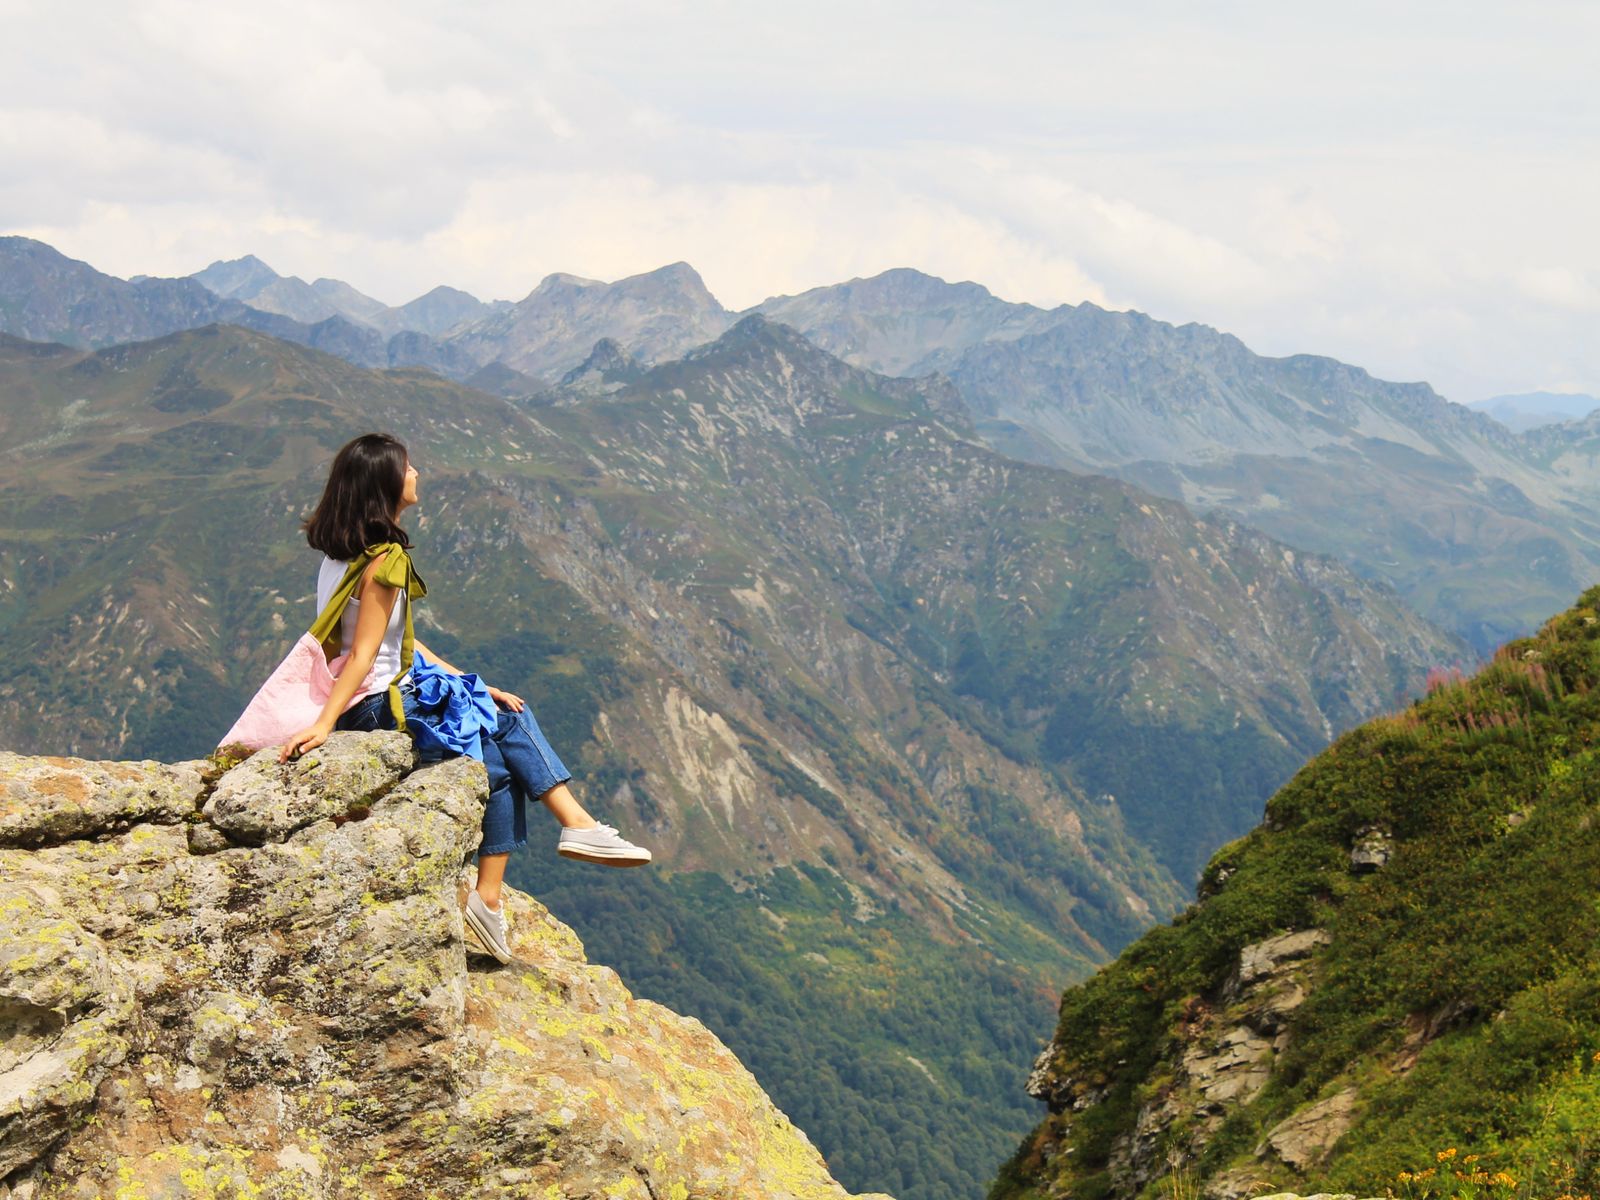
[398, 459, 420, 512]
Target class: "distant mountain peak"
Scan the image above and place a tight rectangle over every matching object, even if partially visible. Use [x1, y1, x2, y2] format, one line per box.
[611, 261, 723, 311]
[640, 260, 708, 286]
[1470, 390, 1600, 433]
[760, 267, 1005, 315]
[558, 336, 645, 394]
[855, 266, 999, 301]
[1, 235, 76, 261]
[192, 255, 280, 300]
[459, 262, 730, 380]
[412, 283, 478, 303]
[702, 312, 820, 360]
[218, 253, 272, 272]
[521, 263, 722, 310]
[527, 271, 605, 299]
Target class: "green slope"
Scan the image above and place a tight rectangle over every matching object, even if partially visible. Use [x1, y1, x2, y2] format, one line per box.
[997, 588, 1600, 1200]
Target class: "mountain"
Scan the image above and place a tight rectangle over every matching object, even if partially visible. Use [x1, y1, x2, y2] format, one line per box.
[1523, 406, 1600, 499]
[0, 239, 466, 378]
[10, 242, 722, 386]
[396, 283, 508, 338]
[194, 254, 376, 326]
[0, 320, 1459, 1199]
[754, 267, 1059, 375]
[994, 586, 1600, 1200]
[447, 261, 732, 381]
[1470, 390, 1600, 433]
[311, 274, 394, 326]
[0, 734, 888, 1200]
[192, 254, 503, 339]
[754, 270, 1600, 654]
[463, 358, 541, 399]
[554, 335, 646, 398]
[0, 236, 252, 347]
[55, 239, 1598, 656]
[189, 252, 278, 300]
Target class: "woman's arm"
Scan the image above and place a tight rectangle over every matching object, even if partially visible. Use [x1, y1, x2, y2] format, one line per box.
[279, 557, 402, 761]
[412, 637, 462, 674]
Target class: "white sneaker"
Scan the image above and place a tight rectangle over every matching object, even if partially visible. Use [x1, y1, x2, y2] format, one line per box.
[557, 823, 653, 867]
[464, 890, 513, 963]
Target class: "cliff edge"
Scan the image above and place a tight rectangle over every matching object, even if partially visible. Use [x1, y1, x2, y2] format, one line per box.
[992, 588, 1600, 1200]
[0, 733, 891, 1200]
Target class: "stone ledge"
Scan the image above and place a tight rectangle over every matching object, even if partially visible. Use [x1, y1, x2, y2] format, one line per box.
[0, 742, 883, 1199]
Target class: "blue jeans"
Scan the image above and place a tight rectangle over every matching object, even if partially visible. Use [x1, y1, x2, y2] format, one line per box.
[337, 683, 570, 857]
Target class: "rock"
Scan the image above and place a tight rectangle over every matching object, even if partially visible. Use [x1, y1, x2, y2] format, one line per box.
[0, 738, 881, 1199]
[1349, 825, 1391, 872]
[1095, 929, 1339, 1192]
[1258, 1087, 1360, 1169]
[1025, 1038, 1063, 1106]
[0, 752, 204, 847]
[0, 884, 136, 1179]
[1023, 1041, 1104, 1116]
[1203, 1167, 1279, 1200]
[199, 731, 415, 844]
[1182, 1024, 1275, 1108]
[1234, 929, 1331, 991]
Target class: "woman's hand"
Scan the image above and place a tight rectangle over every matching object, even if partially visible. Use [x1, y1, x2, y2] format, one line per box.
[280, 722, 334, 762]
[486, 686, 525, 712]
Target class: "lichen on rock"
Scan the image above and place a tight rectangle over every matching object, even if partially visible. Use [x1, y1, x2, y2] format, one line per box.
[0, 734, 888, 1199]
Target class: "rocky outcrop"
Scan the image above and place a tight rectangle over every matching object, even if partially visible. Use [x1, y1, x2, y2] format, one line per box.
[1027, 928, 1335, 1197]
[1260, 1089, 1361, 1171]
[0, 736, 889, 1199]
[1348, 825, 1391, 873]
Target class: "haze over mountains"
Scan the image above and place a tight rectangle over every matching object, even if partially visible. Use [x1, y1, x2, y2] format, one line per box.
[1, 235, 1593, 1198]
[5, 236, 1595, 661]
[754, 270, 1600, 653]
[1468, 389, 1600, 433]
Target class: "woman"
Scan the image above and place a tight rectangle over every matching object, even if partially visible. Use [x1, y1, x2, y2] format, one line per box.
[279, 433, 651, 964]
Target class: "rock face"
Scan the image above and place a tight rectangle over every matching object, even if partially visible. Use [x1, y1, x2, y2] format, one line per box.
[1260, 1089, 1361, 1172]
[0, 736, 887, 1200]
[1025, 928, 1334, 1197]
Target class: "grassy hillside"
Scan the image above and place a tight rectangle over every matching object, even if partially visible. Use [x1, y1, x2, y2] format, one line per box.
[997, 587, 1600, 1200]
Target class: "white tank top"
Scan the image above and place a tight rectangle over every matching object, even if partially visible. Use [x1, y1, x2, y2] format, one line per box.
[317, 555, 408, 683]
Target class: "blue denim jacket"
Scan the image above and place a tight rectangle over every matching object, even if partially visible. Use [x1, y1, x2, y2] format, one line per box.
[406, 652, 499, 761]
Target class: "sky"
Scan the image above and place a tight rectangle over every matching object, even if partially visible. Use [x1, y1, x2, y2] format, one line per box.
[2, 0, 1596, 403]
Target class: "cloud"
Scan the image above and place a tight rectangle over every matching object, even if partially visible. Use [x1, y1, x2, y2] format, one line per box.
[1516, 267, 1600, 312]
[1, 0, 1597, 400]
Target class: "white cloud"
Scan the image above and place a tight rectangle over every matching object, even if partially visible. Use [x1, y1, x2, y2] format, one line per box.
[1, 0, 1597, 400]
[1516, 267, 1600, 312]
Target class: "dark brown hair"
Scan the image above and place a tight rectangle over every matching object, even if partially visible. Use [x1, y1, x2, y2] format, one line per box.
[302, 433, 412, 561]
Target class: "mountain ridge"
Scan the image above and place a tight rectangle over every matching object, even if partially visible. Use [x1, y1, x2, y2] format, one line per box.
[191, 253, 507, 338]
[752, 266, 1600, 651]
[0, 318, 1462, 1199]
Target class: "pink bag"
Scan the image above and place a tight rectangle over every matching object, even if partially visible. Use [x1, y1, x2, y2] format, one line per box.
[217, 546, 424, 751]
[216, 635, 381, 751]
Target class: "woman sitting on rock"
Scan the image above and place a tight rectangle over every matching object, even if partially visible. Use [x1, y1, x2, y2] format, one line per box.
[278, 432, 651, 963]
